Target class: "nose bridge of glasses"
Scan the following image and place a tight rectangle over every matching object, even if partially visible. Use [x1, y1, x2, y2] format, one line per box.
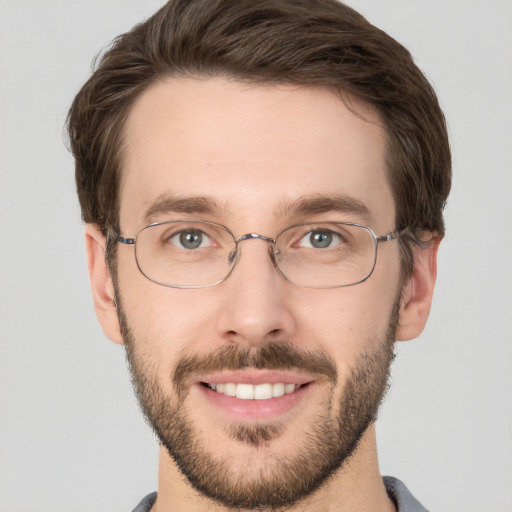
[230, 233, 278, 264]
[236, 233, 276, 244]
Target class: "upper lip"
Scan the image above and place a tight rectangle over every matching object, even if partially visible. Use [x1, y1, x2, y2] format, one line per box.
[197, 370, 314, 386]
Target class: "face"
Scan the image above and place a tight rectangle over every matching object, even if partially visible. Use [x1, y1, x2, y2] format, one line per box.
[113, 77, 403, 509]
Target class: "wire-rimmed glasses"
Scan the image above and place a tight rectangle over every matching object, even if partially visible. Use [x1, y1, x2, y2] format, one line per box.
[115, 220, 402, 289]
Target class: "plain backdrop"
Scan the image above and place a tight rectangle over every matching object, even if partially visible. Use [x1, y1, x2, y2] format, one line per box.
[1, 1, 511, 511]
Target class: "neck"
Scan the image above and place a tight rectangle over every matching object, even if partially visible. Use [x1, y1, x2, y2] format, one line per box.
[152, 425, 396, 512]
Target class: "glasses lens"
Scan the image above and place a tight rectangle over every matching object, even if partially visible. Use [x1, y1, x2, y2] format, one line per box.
[135, 221, 236, 288]
[275, 223, 377, 288]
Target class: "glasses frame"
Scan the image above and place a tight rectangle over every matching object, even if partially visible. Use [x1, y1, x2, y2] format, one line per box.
[115, 220, 402, 289]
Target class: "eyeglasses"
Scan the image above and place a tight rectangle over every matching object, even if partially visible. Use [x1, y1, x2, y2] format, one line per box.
[115, 220, 402, 289]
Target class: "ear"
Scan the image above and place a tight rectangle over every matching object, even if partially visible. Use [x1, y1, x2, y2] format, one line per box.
[396, 236, 441, 341]
[85, 224, 124, 345]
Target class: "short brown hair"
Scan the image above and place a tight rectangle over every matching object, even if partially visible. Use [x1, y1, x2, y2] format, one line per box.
[67, 0, 451, 277]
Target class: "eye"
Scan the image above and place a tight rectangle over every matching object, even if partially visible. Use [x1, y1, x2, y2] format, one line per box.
[168, 229, 212, 249]
[298, 229, 342, 249]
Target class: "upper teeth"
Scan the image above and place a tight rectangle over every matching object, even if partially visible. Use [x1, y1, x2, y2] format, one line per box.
[208, 383, 298, 400]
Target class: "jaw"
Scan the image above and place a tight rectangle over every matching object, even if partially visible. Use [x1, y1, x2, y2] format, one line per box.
[155, 423, 386, 512]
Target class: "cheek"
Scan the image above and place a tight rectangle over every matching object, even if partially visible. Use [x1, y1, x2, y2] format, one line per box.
[116, 252, 218, 370]
[292, 282, 399, 371]
[125, 289, 214, 344]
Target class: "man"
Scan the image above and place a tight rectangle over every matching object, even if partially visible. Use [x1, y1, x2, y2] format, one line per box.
[67, 0, 451, 510]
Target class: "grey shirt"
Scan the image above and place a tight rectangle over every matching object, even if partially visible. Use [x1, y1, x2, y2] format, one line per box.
[131, 476, 428, 511]
[383, 476, 429, 512]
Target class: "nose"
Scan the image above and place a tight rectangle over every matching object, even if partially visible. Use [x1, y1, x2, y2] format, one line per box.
[214, 237, 296, 346]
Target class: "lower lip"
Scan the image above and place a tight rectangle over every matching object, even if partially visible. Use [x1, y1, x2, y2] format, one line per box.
[196, 383, 312, 419]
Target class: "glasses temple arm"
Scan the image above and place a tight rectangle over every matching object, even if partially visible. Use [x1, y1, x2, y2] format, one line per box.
[114, 234, 136, 245]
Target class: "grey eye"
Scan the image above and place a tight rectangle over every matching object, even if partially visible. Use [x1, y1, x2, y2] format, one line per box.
[309, 230, 333, 248]
[298, 229, 342, 249]
[170, 230, 210, 249]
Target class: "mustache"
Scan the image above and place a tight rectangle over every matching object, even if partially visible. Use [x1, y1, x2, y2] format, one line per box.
[173, 341, 338, 390]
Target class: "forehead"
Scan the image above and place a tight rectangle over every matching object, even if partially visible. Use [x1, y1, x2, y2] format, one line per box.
[120, 77, 394, 232]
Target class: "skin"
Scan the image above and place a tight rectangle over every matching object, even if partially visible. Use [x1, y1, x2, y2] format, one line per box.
[86, 77, 439, 511]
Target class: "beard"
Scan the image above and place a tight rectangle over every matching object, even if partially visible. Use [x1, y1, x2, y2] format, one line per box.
[118, 298, 398, 511]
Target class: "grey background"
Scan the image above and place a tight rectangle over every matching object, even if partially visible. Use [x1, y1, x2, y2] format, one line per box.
[1, 1, 511, 511]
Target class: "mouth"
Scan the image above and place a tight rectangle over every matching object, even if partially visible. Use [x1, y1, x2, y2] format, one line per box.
[195, 371, 314, 419]
[201, 382, 304, 400]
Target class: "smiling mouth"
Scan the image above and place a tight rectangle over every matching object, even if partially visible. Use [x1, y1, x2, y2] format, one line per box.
[201, 382, 306, 400]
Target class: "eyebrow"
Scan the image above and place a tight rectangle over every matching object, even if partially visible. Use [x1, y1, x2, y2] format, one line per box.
[142, 194, 220, 225]
[278, 194, 373, 224]
[141, 192, 372, 226]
